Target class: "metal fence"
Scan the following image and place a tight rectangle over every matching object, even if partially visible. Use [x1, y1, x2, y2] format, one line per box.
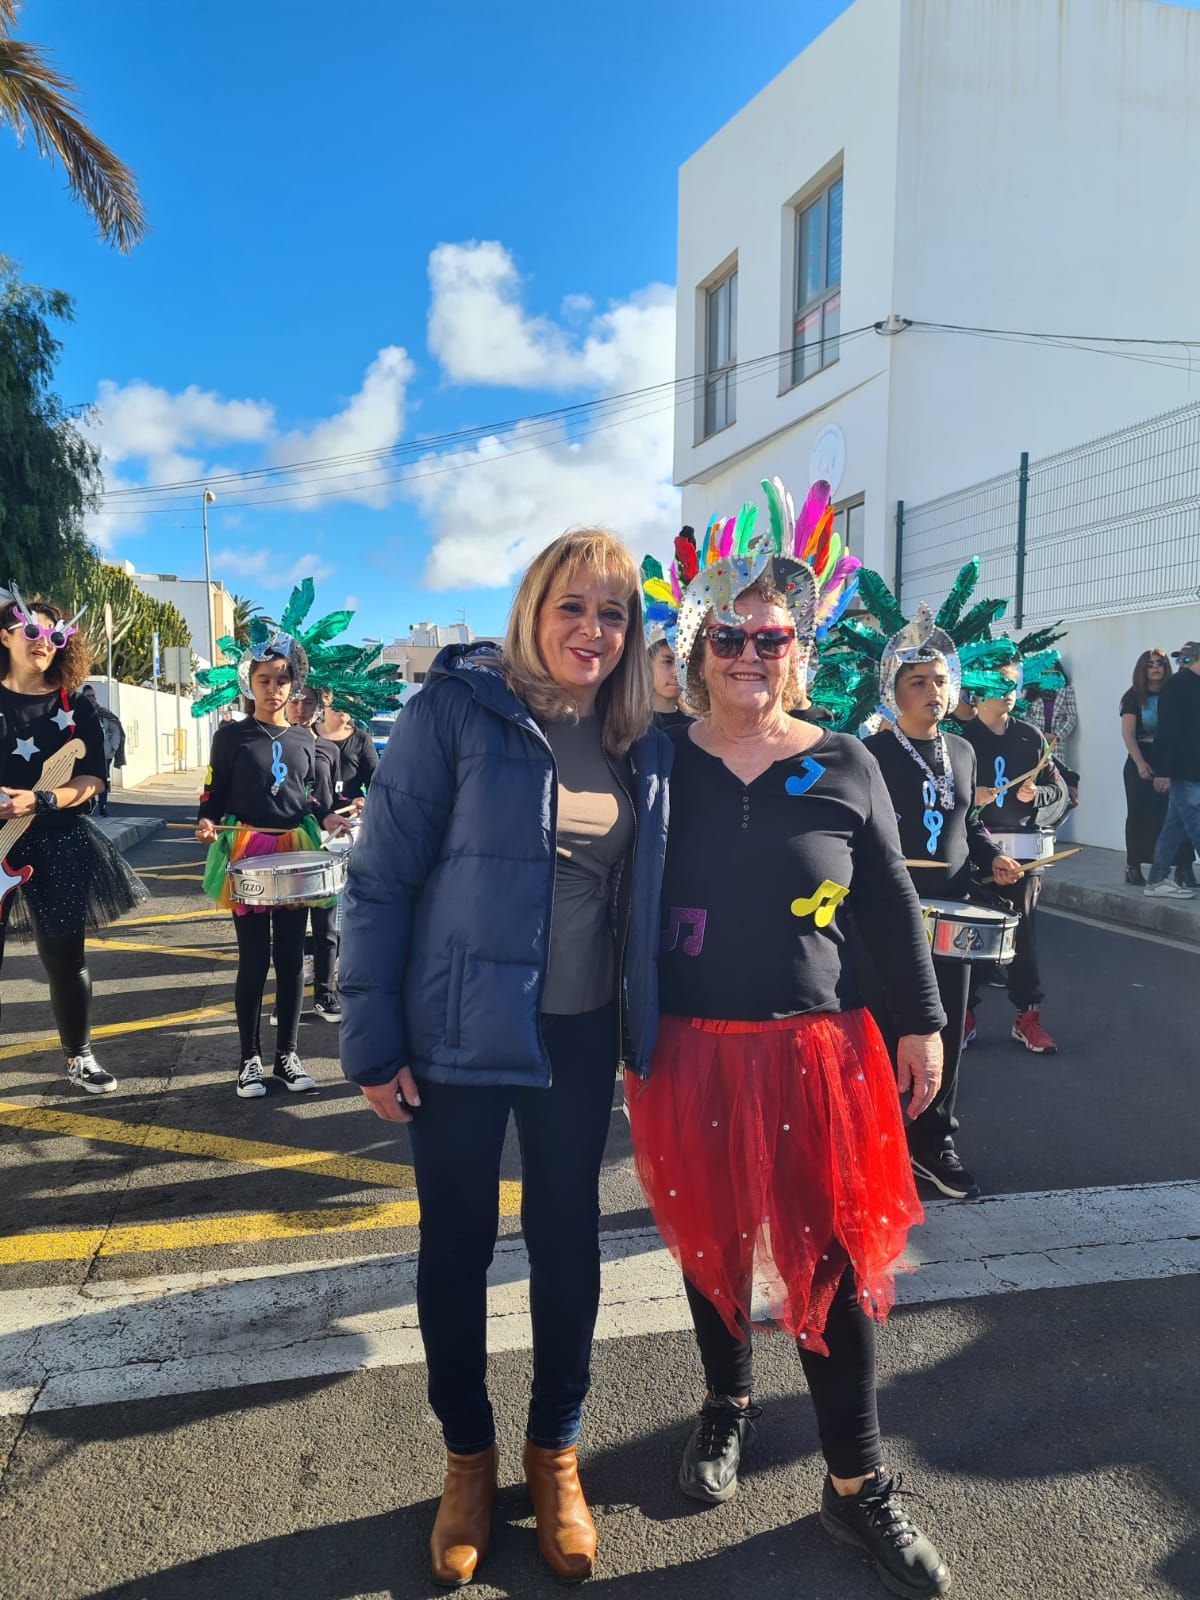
[896, 399, 1200, 627]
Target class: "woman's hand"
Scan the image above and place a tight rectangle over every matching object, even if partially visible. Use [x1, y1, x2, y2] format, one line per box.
[1016, 778, 1037, 804]
[351, 796, 366, 817]
[360, 1067, 422, 1123]
[897, 1033, 943, 1120]
[1154, 776, 1171, 796]
[195, 817, 218, 843]
[974, 785, 998, 807]
[323, 812, 353, 837]
[992, 854, 1022, 886]
[1136, 759, 1153, 781]
[0, 788, 37, 819]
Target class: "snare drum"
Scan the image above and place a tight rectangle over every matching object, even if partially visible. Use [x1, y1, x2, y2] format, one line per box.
[989, 829, 1056, 862]
[228, 850, 347, 908]
[920, 899, 1019, 965]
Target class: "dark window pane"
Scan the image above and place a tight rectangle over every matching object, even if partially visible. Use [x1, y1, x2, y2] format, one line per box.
[827, 180, 843, 286]
[822, 290, 841, 367]
[728, 271, 737, 362]
[798, 197, 827, 308]
[848, 501, 864, 549]
[792, 306, 821, 385]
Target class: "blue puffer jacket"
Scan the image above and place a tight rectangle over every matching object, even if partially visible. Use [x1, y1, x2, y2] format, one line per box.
[339, 643, 673, 1088]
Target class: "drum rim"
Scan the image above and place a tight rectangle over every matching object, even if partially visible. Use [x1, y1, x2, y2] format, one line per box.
[921, 898, 1018, 922]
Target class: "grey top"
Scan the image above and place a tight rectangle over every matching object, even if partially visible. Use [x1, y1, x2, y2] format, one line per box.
[542, 715, 634, 1014]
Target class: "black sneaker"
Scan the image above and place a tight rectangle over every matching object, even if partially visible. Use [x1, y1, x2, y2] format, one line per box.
[236, 1056, 267, 1098]
[66, 1051, 117, 1095]
[820, 1469, 951, 1597]
[910, 1147, 980, 1201]
[273, 1052, 317, 1092]
[1125, 864, 1145, 885]
[678, 1394, 762, 1504]
[313, 992, 342, 1023]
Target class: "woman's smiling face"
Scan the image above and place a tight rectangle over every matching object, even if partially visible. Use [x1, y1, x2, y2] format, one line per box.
[535, 566, 629, 709]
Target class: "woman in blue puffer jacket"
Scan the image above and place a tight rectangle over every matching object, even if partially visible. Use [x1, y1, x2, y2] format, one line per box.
[340, 529, 671, 1588]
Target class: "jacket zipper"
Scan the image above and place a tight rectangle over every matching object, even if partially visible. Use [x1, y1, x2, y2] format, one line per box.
[602, 744, 638, 1072]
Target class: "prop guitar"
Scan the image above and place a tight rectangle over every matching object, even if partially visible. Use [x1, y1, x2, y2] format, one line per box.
[0, 738, 86, 911]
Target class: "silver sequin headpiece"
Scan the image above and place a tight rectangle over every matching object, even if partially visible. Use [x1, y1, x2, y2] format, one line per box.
[236, 631, 310, 699]
[878, 605, 961, 717]
[674, 539, 819, 692]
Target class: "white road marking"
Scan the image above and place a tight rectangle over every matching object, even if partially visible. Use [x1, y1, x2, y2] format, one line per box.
[1, 1181, 1195, 1417]
[1041, 904, 1200, 953]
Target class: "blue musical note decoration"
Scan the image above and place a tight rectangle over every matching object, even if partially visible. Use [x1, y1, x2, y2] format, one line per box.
[994, 755, 1007, 809]
[269, 739, 288, 797]
[921, 779, 944, 855]
[785, 756, 826, 797]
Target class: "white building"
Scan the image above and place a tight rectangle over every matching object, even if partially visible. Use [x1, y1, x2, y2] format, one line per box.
[381, 621, 499, 684]
[108, 560, 235, 672]
[675, 0, 1200, 851]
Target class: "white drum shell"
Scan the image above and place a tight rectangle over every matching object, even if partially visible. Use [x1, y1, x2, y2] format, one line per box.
[989, 830, 1056, 862]
[228, 850, 347, 907]
[921, 899, 1019, 964]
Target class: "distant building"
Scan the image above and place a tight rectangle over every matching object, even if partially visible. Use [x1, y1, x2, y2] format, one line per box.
[109, 561, 236, 670]
[381, 621, 500, 685]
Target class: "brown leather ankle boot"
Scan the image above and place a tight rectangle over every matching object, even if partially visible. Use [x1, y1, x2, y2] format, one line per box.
[430, 1444, 498, 1587]
[522, 1441, 597, 1584]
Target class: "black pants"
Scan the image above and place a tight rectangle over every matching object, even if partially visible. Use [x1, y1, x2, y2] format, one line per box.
[1123, 755, 1193, 870]
[232, 907, 307, 1059]
[306, 905, 338, 996]
[970, 874, 1042, 1012]
[406, 1004, 617, 1453]
[96, 761, 112, 816]
[0, 915, 91, 1058]
[684, 1267, 883, 1480]
[873, 957, 968, 1159]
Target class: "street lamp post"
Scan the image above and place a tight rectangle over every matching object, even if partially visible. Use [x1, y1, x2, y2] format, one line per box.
[201, 487, 217, 764]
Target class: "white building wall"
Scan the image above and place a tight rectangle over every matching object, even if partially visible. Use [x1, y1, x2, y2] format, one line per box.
[88, 678, 204, 788]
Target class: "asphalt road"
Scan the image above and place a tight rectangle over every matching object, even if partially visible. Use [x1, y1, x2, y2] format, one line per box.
[0, 797, 1197, 1600]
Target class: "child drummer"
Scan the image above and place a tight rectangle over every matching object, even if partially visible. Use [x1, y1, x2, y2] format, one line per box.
[861, 614, 1020, 1200]
[194, 633, 348, 1099]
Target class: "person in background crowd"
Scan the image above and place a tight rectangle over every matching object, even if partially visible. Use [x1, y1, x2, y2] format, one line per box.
[318, 687, 378, 810]
[961, 664, 1068, 1054]
[648, 636, 691, 730]
[1120, 650, 1195, 888]
[78, 686, 126, 817]
[1143, 640, 1200, 900]
[340, 530, 671, 1589]
[285, 684, 344, 1022]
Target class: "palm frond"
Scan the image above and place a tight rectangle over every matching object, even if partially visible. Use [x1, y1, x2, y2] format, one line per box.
[0, 35, 146, 251]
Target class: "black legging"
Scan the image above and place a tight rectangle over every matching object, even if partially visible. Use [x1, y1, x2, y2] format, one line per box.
[306, 904, 338, 996]
[0, 916, 91, 1058]
[232, 907, 307, 1059]
[684, 1267, 883, 1480]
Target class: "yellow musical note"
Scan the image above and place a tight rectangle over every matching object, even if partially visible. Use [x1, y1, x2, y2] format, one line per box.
[790, 879, 850, 929]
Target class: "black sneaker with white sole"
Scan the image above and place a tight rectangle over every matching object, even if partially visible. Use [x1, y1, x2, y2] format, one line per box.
[313, 992, 342, 1022]
[66, 1052, 117, 1094]
[677, 1394, 762, 1503]
[910, 1147, 980, 1200]
[273, 1052, 317, 1092]
[820, 1469, 951, 1597]
[236, 1056, 267, 1098]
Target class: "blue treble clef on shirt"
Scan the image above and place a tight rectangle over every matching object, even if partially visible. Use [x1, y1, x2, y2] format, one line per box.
[922, 778, 944, 855]
[993, 755, 1007, 809]
[269, 738, 288, 796]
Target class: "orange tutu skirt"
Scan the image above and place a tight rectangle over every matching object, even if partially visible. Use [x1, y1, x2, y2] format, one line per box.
[625, 1009, 922, 1355]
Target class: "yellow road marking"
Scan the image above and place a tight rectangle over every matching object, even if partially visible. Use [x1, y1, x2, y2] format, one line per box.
[88, 939, 238, 962]
[0, 1001, 234, 1061]
[136, 870, 205, 882]
[0, 1100, 417, 1188]
[0, 1186, 517, 1264]
[104, 909, 227, 927]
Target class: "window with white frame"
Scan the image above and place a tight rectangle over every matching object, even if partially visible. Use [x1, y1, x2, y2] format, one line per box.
[792, 177, 842, 386]
[703, 267, 737, 438]
[832, 493, 863, 553]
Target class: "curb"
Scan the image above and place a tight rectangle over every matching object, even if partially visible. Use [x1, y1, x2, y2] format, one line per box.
[91, 815, 163, 856]
[1040, 877, 1200, 947]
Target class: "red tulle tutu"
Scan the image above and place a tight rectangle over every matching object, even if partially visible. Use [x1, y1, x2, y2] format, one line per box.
[625, 1009, 922, 1356]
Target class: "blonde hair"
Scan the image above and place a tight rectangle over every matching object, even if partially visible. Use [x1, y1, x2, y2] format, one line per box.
[685, 575, 806, 716]
[504, 528, 652, 754]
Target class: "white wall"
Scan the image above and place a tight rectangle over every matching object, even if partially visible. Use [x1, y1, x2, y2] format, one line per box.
[88, 678, 204, 790]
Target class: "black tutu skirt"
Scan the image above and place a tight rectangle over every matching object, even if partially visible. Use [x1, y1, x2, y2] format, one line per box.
[1, 814, 147, 940]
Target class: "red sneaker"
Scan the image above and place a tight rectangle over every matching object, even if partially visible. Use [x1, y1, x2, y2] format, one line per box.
[1012, 1007, 1057, 1054]
[962, 1009, 977, 1047]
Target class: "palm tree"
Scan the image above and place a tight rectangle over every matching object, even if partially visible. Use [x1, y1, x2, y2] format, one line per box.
[231, 594, 275, 645]
[0, 0, 145, 251]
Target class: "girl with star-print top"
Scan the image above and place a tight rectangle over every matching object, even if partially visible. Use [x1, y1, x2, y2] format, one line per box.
[0, 588, 146, 1095]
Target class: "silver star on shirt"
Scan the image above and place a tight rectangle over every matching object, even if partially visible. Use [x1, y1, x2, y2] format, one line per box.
[51, 707, 75, 731]
[14, 736, 39, 761]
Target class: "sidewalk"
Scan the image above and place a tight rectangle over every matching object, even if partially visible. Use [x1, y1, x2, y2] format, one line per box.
[1040, 844, 1200, 946]
[93, 767, 202, 853]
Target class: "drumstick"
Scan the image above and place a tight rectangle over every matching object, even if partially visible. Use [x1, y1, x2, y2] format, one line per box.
[994, 737, 1059, 796]
[979, 846, 1081, 885]
[904, 860, 948, 868]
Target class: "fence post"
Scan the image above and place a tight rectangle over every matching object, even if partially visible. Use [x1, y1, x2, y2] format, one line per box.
[894, 500, 905, 601]
[1014, 451, 1029, 629]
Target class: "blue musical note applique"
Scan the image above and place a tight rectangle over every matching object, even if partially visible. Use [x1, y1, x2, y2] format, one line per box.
[993, 755, 1007, 809]
[269, 739, 288, 797]
[785, 756, 826, 797]
[922, 779, 944, 855]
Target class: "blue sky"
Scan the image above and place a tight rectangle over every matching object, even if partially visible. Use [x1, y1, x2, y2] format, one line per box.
[4, 0, 853, 645]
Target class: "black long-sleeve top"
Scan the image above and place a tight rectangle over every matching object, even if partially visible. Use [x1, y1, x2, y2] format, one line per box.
[1151, 668, 1200, 781]
[0, 685, 106, 832]
[960, 715, 1063, 833]
[198, 718, 333, 830]
[659, 728, 946, 1037]
[863, 727, 1001, 901]
[331, 725, 378, 800]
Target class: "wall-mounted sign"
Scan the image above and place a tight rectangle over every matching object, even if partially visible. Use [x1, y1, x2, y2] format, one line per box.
[809, 424, 846, 497]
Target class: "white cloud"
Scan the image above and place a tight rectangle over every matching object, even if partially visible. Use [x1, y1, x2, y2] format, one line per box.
[89, 380, 275, 463]
[213, 548, 335, 592]
[414, 242, 679, 587]
[212, 547, 270, 580]
[343, 594, 361, 610]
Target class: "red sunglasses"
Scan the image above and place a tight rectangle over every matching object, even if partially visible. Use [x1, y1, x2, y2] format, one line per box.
[704, 625, 796, 660]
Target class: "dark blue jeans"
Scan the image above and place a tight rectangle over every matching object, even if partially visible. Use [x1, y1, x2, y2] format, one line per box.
[406, 1002, 617, 1453]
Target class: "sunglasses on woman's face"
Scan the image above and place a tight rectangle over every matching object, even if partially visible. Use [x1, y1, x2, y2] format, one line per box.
[704, 625, 796, 660]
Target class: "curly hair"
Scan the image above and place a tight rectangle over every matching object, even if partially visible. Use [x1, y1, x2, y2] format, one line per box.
[684, 575, 806, 716]
[0, 595, 92, 695]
